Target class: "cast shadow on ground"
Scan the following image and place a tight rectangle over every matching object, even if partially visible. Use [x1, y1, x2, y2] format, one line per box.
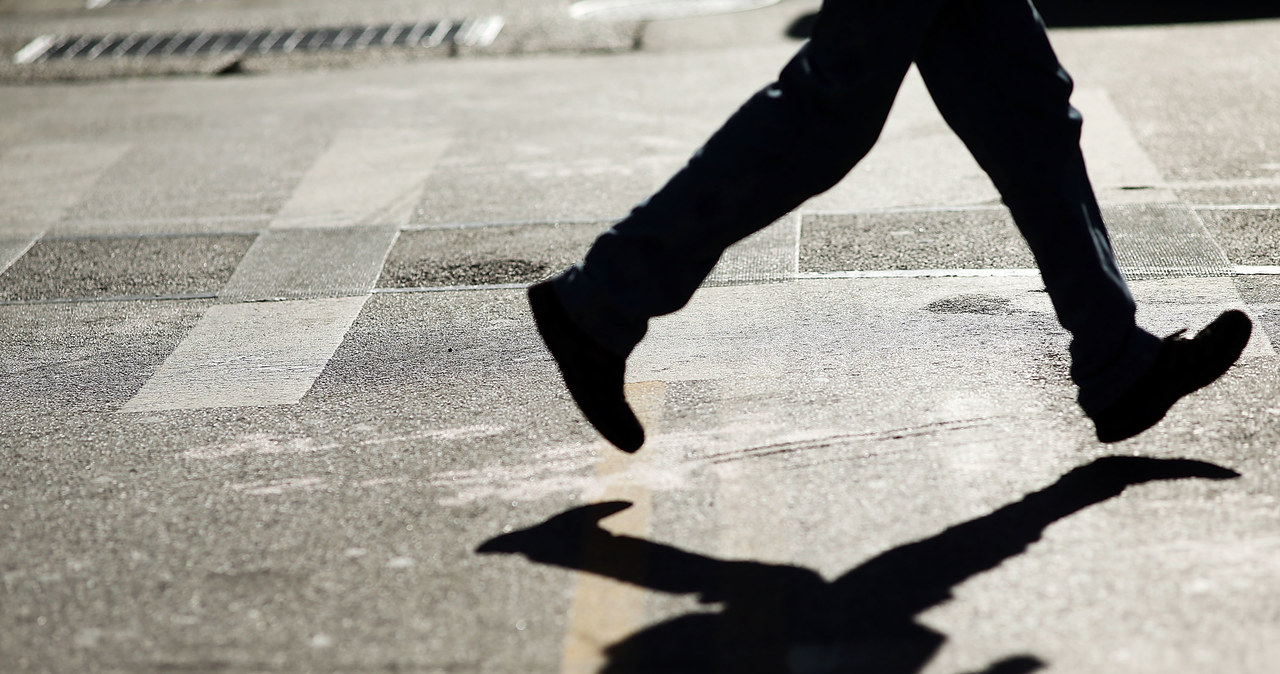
[478, 456, 1238, 674]
[786, 1, 1280, 37]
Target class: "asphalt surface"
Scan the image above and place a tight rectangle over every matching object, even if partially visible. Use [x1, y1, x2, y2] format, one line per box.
[3, 2, 1280, 673]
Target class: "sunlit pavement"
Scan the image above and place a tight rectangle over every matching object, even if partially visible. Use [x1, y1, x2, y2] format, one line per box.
[3, 3, 1280, 672]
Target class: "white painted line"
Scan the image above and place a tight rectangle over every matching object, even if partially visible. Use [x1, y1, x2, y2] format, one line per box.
[218, 226, 399, 302]
[1073, 88, 1176, 204]
[271, 129, 451, 229]
[401, 217, 613, 231]
[373, 283, 528, 293]
[14, 35, 58, 64]
[1192, 204, 1280, 211]
[121, 296, 367, 412]
[56, 214, 269, 230]
[0, 142, 130, 232]
[1163, 177, 1280, 189]
[796, 269, 1041, 280]
[370, 264, 1280, 292]
[0, 236, 39, 276]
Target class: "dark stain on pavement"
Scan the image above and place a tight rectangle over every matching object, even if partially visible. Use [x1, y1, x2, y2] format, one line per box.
[926, 294, 1016, 315]
[381, 258, 552, 287]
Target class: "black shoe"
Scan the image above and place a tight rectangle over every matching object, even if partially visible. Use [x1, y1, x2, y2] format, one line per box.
[528, 280, 645, 452]
[1093, 309, 1252, 443]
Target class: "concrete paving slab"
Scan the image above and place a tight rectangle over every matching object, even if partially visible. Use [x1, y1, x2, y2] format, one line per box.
[1049, 20, 1280, 205]
[0, 141, 128, 267]
[799, 209, 1032, 273]
[0, 298, 208, 413]
[0, 233, 253, 302]
[1233, 275, 1280, 349]
[53, 134, 323, 234]
[269, 128, 451, 230]
[1196, 207, 1280, 267]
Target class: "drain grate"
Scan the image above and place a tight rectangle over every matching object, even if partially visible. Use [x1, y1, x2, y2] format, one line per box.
[13, 16, 504, 64]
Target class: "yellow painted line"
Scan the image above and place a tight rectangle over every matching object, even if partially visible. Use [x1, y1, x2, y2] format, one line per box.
[560, 380, 666, 674]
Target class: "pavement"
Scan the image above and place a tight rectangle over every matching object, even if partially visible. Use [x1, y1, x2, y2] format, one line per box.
[3, 1, 1280, 673]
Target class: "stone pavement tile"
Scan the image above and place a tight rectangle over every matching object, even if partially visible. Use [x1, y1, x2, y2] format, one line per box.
[0, 234, 253, 302]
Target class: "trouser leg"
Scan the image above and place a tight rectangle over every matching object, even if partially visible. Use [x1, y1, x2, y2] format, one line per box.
[913, 0, 1161, 415]
[553, 0, 948, 358]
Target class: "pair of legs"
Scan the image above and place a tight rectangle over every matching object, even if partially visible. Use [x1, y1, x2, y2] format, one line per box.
[531, 0, 1251, 450]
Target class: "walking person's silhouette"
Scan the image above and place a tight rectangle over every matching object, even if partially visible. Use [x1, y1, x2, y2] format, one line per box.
[527, 0, 1252, 451]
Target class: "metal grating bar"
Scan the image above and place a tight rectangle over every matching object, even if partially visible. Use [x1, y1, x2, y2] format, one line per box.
[106, 33, 142, 57]
[60, 35, 95, 59]
[422, 20, 454, 48]
[158, 33, 193, 57]
[125, 33, 162, 56]
[14, 18, 503, 63]
[83, 34, 122, 59]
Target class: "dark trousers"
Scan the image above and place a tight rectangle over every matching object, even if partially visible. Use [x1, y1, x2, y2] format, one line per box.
[551, 0, 1161, 416]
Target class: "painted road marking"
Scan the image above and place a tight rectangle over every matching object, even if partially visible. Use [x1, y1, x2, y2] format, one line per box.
[0, 142, 130, 273]
[219, 226, 399, 302]
[119, 127, 451, 412]
[270, 128, 451, 229]
[1072, 88, 1174, 203]
[561, 380, 666, 674]
[0, 237, 37, 277]
[121, 296, 367, 412]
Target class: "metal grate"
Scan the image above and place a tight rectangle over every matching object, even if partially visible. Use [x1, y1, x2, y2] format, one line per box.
[1105, 203, 1233, 279]
[13, 17, 504, 64]
[703, 214, 799, 287]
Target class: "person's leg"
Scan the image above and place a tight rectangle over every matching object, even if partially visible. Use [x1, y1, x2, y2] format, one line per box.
[913, 0, 1250, 439]
[533, 0, 948, 449]
[554, 1, 947, 358]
